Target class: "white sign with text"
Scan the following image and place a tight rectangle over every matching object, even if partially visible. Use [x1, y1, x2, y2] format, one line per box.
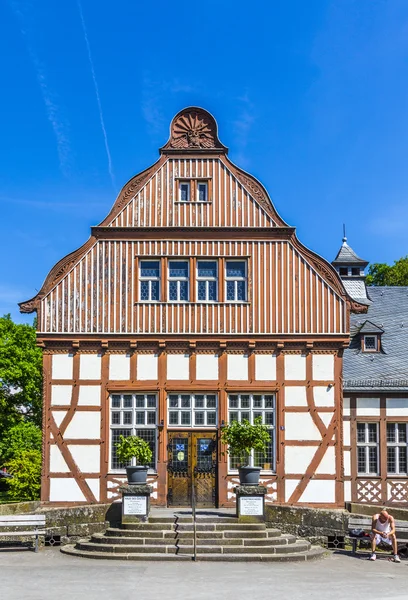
[239, 496, 263, 516]
[123, 495, 147, 516]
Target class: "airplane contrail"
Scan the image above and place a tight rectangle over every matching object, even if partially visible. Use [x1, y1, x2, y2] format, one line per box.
[8, 1, 72, 175]
[76, 0, 116, 191]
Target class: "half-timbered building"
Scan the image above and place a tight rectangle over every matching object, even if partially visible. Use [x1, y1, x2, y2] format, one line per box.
[20, 107, 367, 508]
[333, 239, 408, 506]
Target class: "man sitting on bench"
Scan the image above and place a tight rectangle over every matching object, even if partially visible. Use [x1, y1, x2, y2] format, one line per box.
[369, 509, 400, 562]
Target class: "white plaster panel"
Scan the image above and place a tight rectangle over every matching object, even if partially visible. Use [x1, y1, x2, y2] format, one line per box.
[49, 445, 69, 473]
[285, 479, 300, 502]
[68, 445, 100, 473]
[285, 446, 316, 474]
[314, 386, 335, 407]
[80, 354, 101, 380]
[167, 354, 190, 380]
[49, 478, 86, 502]
[343, 421, 351, 446]
[386, 398, 408, 417]
[299, 479, 336, 504]
[52, 354, 73, 380]
[137, 354, 158, 380]
[344, 450, 351, 476]
[315, 447, 336, 475]
[284, 355, 306, 381]
[52, 411, 67, 428]
[109, 354, 130, 380]
[85, 479, 100, 502]
[343, 397, 350, 417]
[64, 411, 101, 439]
[51, 385, 72, 406]
[318, 412, 334, 428]
[285, 412, 321, 441]
[78, 386, 101, 406]
[284, 387, 307, 407]
[196, 354, 218, 380]
[356, 397, 380, 416]
[312, 354, 334, 381]
[227, 354, 248, 381]
[344, 480, 351, 502]
[255, 354, 276, 380]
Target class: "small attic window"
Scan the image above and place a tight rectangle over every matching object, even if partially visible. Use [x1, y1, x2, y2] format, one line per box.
[339, 267, 348, 276]
[351, 267, 360, 276]
[363, 335, 378, 352]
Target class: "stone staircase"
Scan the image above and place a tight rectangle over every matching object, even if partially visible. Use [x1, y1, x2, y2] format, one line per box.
[61, 514, 326, 562]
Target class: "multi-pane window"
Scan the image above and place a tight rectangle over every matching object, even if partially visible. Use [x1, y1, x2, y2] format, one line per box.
[363, 336, 378, 352]
[110, 393, 157, 470]
[197, 261, 218, 302]
[168, 261, 189, 302]
[179, 182, 190, 201]
[140, 260, 160, 301]
[227, 394, 275, 471]
[357, 423, 379, 475]
[167, 394, 218, 427]
[387, 423, 408, 475]
[197, 182, 208, 201]
[225, 261, 247, 301]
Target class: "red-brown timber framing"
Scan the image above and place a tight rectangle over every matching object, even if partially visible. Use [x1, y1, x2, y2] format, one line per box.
[21, 107, 367, 508]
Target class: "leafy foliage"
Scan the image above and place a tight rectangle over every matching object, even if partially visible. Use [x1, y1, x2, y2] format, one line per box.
[366, 256, 408, 286]
[0, 315, 42, 439]
[4, 450, 42, 501]
[220, 417, 270, 466]
[116, 435, 153, 466]
[0, 422, 42, 463]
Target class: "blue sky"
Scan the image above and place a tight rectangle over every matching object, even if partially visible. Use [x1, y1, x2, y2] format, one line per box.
[1, 0, 408, 324]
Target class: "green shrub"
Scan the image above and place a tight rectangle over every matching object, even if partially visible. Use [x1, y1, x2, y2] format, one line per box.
[5, 449, 42, 501]
[220, 417, 270, 466]
[116, 435, 153, 466]
[0, 422, 42, 463]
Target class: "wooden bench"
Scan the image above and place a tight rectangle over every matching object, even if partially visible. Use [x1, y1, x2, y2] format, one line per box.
[0, 515, 46, 552]
[348, 516, 408, 555]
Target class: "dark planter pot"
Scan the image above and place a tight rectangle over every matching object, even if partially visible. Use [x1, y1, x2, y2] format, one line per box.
[126, 466, 149, 484]
[238, 466, 261, 486]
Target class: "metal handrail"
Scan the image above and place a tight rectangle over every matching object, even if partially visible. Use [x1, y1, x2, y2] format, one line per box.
[192, 480, 197, 561]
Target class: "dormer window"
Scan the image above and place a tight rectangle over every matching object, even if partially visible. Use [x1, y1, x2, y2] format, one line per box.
[179, 182, 190, 202]
[363, 335, 378, 352]
[351, 267, 360, 276]
[339, 267, 348, 276]
[197, 182, 208, 202]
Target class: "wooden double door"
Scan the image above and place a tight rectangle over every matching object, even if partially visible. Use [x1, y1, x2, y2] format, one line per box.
[167, 431, 217, 508]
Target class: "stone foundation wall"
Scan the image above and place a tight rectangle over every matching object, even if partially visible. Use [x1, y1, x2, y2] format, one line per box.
[265, 504, 350, 546]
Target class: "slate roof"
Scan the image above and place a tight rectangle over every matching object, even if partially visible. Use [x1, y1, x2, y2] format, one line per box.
[344, 287, 408, 391]
[359, 320, 384, 334]
[342, 279, 372, 306]
[332, 240, 369, 266]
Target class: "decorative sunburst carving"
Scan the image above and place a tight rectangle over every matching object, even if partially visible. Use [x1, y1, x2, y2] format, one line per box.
[171, 111, 215, 148]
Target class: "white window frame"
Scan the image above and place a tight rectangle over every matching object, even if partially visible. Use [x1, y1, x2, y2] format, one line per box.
[387, 423, 408, 475]
[363, 335, 378, 352]
[110, 393, 157, 472]
[357, 422, 379, 475]
[227, 393, 275, 473]
[197, 260, 218, 303]
[179, 182, 190, 202]
[167, 393, 218, 428]
[225, 260, 248, 302]
[168, 260, 189, 302]
[197, 181, 208, 202]
[139, 260, 160, 302]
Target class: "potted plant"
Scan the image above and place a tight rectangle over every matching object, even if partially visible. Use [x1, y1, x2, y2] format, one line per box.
[116, 435, 153, 484]
[220, 417, 270, 485]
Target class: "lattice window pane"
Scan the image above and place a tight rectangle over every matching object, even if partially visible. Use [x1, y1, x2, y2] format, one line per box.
[136, 395, 145, 408]
[253, 396, 262, 408]
[150, 281, 160, 301]
[169, 261, 189, 278]
[140, 261, 160, 278]
[111, 395, 121, 408]
[181, 395, 191, 408]
[368, 423, 378, 443]
[208, 281, 217, 301]
[226, 261, 246, 278]
[236, 280, 246, 301]
[111, 429, 132, 470]
[147, 395, 156, 408]
[357, 423, 365, 443]
[195, 412, 205, 426]
[207, 412, 217, 426]
[195, 396, 205, 408]
[198, 262, 217, 278]
[169, 395, 179, 408]
[181, 411, 191, 425]
[241, 395, 250, 408]
[226, 281, 235, 301]
[369, 446, 378, 473]
[198, 281, 207, 300]
[387, 423, 396, 443]
[254, 434, 273, 469]
[123, 412, 132, 425]
[140, 281, 150, 301]
[357, 446, 366, 473]
[388, 446, 397, 473]
[136, 412, 145, 425]
[147, 411, 156, 425]
[206, 395, 216, 408]
[398, 424, 407, 443]
[135, 429, 156, 469]
[229, 395, 239, 409]
[111, 412, 120, 425]
[265, 395, 274, 408]
[169, 281, 178, 301]
[123, 395, 132, 408]
[399, 447, 407, 474]
[169, 411, 179, 425]
[179, 281, 188, 301]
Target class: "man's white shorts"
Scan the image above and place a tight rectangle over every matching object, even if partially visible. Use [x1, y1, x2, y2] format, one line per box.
[374, 534, 392, 546]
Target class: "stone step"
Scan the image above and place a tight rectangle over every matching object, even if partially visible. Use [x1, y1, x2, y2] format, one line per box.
[149, 516, 239, 524]
[120, 522, 265, 532]
[61, 545, 326, 562]
[106, 527, 270, 539]
[91, 534, 296, 547]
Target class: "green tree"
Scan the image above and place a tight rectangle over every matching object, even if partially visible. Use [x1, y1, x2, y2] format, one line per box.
[4, 450, 42, 501]
[366, 256, 408, 286]
[0, 315, 42, 439]
[0, 422, 42, 463]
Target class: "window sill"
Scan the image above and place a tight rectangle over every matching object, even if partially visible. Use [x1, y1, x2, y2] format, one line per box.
[174, 200, 212, 204]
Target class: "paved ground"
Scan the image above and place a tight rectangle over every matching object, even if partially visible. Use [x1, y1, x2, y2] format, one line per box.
[0, 548, 406, 600]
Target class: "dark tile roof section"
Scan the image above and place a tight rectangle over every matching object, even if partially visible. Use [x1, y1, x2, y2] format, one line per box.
[359, 320, 384, 334]
[344, 287, 408, 392]
[332, 241, 369, 266]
